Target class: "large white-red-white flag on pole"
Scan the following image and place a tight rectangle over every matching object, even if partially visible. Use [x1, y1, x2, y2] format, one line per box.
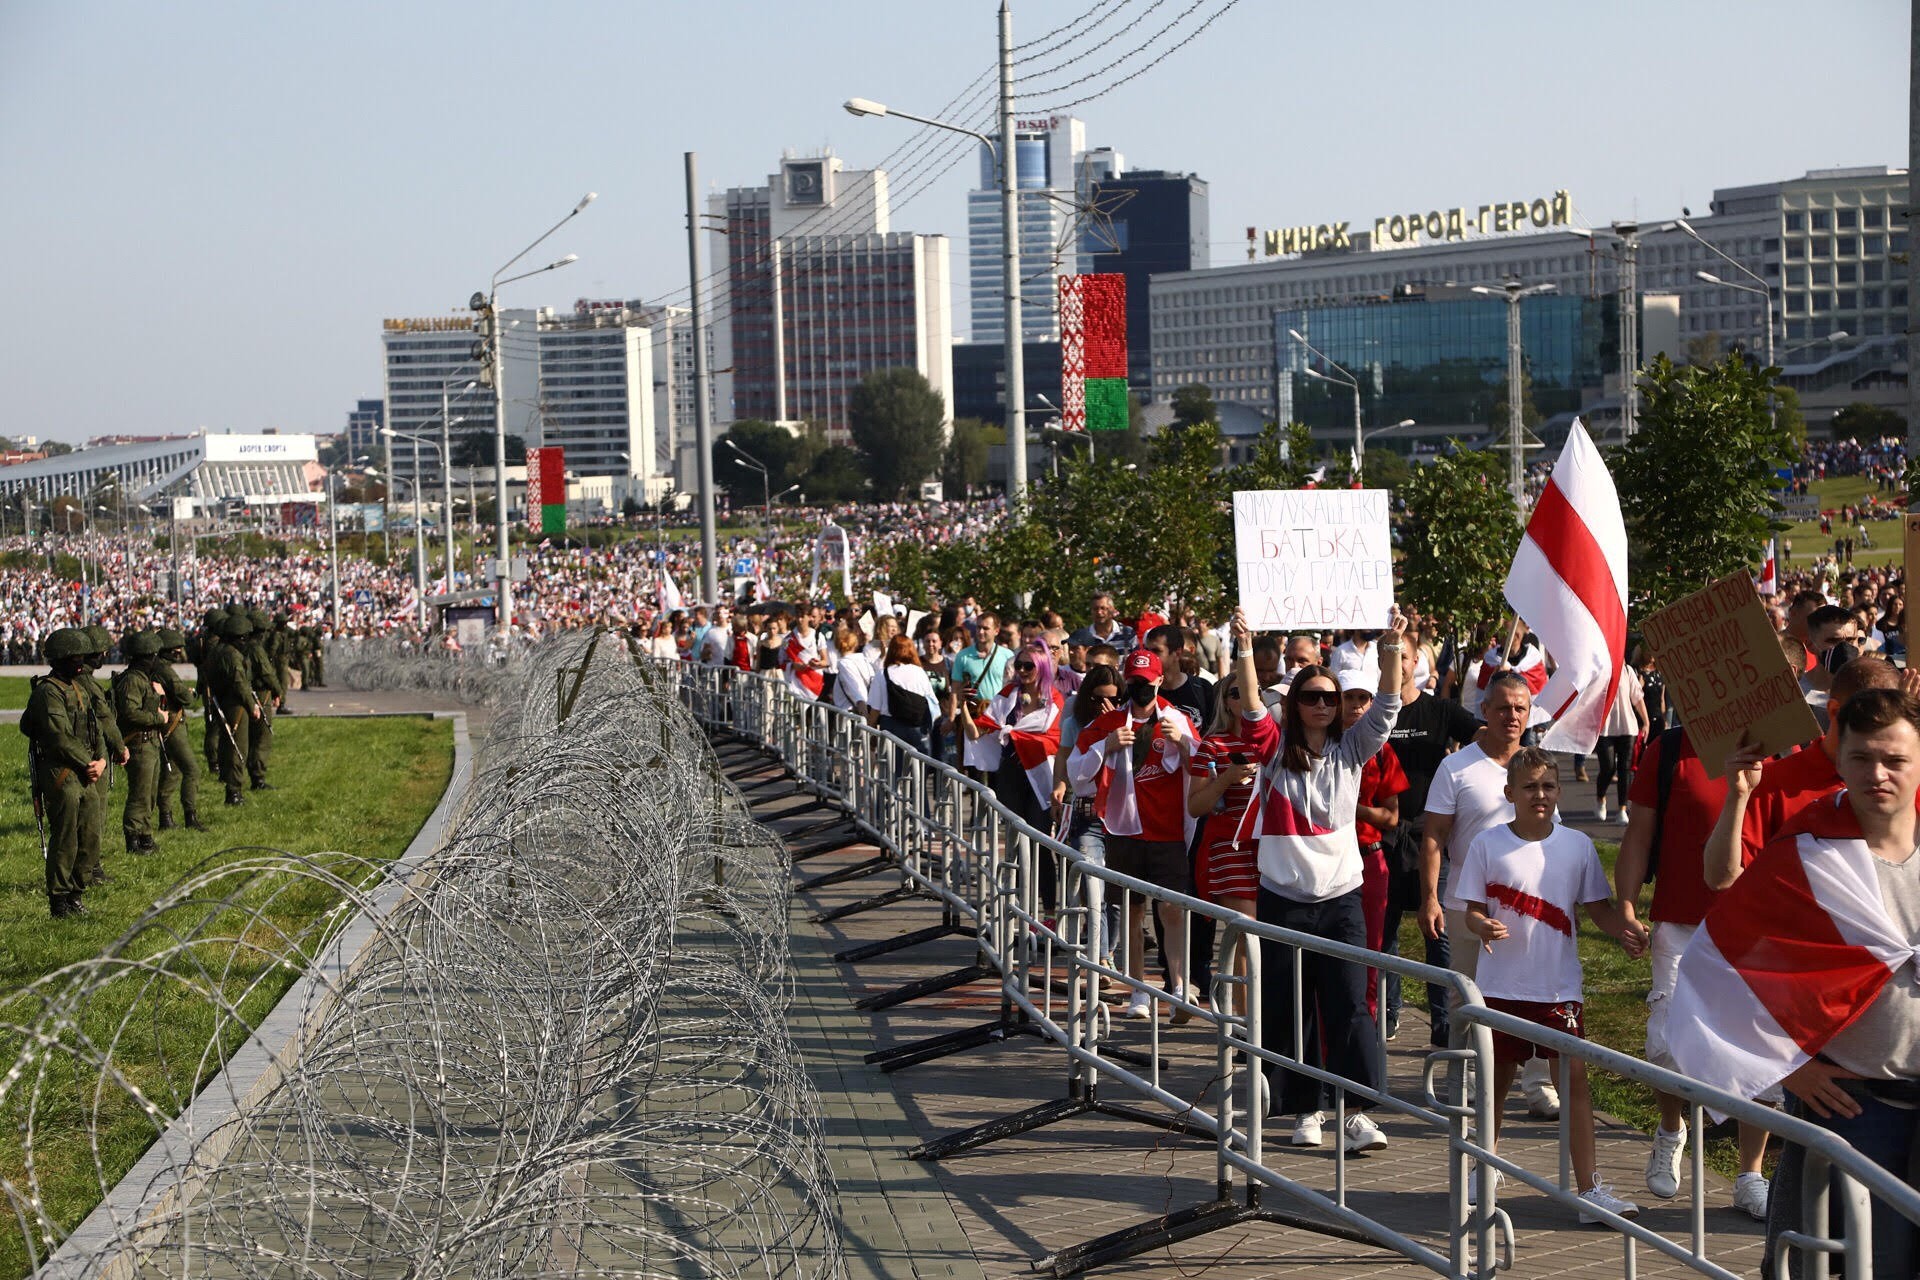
[1501, 418, 1628, 755]
[1755, 538, 1778, 596]
[658, 565, 685, 614]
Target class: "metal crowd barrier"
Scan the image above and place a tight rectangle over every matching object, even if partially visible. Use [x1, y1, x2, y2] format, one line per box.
[662, 656, 1920, 1280]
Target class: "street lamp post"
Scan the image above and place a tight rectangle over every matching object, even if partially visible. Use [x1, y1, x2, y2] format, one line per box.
[327, 471, 341, 631]
[1471, 279, 1556, 512]
[476, 192, 594, 638]
[725, 438, 774, 535]
[440, 375, 476, 595]
[1288, 328, 1364, 469]
[847, 7, 1028, 506]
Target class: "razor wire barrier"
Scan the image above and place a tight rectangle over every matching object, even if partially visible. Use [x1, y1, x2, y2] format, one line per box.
[5, 632, 846, 1279]
[670, 656, 1920, 1280]
[324, 636, 523, 707]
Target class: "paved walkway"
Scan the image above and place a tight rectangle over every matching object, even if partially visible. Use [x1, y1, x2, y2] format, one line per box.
[712, 736, 1768, 1280]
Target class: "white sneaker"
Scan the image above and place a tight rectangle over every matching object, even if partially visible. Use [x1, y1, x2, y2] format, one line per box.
[1578, 1178, 1641, 1224]
[1645, 1122, 1687, 1199]
[1525, 1080, 1561, 1120]
[1291, 1110, 1326, 1147]
[1595, 797, 1610, 822]
[1733, 1172, 1770, 1221]
[1343, 1112, 1388, 1154]
[1465, 1169, 1503, 1206]
[1123, 992, 1153, 1020]
[1615, 802, 1630, 826]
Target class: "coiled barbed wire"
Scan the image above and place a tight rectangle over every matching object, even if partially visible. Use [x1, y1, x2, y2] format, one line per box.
[6, 632, 845, 1278]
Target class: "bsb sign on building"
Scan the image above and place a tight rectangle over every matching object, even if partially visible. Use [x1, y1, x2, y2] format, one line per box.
[1252, 189, 1574, 258]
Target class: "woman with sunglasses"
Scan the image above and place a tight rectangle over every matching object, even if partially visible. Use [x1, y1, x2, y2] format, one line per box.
[1251, 612, 1408, 1155]
[968, 640, 1066, 917]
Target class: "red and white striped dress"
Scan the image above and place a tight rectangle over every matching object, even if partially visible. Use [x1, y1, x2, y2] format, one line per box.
[1188, 709, 1279, 902]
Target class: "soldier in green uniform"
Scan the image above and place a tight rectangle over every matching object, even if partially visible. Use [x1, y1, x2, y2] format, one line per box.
[112, 630, 168, 854]
[244, 607, 282, 789]
[197, 608, 225, 770]
[270, 613, 295, 714]
[306, 624, 327, 688]
[79, 625, 127, 881]
[204, 613, 259, 805]
[154, 627, 207, 832]
[21, 628, 107, 917]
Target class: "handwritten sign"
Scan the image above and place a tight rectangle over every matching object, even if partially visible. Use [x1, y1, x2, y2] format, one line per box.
[1233, 489, 1394, 631]
[1641, 573, 1820, 777]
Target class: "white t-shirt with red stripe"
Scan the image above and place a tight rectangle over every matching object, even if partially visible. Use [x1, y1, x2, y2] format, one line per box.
[1453, 821, 1609, 1004]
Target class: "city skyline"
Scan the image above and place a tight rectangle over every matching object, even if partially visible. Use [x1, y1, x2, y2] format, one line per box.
[0, 0, 1907, 443]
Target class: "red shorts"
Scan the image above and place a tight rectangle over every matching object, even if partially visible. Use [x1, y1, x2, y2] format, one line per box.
[1485, 997, 1585, 1067]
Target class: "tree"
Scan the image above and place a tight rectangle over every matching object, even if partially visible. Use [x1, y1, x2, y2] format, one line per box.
[712, 419, 804, 507]
[804, 445, 867, 502]
[1615, 353, 1800, 615]
[1486, 368, 1542, 436]
[1684, 332, 1724, 366]
[1397, 448, 1521, 632]
[451, 434, 517, 469]
[1170, 383, 1217, 428]
[41, 440, 73, 457]
[1773, 382, 1807, 447]
[1361, 446, 1412, 492]
[942, 417, 1000, 496]
[1829, 400, 1905, 441]
[1229, 421, 1322, 492]
[847, 367, 947, 499]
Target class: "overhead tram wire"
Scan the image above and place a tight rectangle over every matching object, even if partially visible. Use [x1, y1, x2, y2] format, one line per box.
[1011, 0, 1174, 84]
[1012, 0, 1136, 53]
[1019, 0, 1238, 105]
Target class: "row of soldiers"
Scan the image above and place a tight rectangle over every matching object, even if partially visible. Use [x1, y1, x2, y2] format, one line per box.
[18, 606, 316, 919]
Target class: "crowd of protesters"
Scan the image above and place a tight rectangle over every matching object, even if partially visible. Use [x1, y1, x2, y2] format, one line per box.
[671, 562, 1919, 1261]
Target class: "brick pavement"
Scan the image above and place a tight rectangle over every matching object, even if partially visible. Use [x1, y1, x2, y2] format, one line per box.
[714, 735, 1770, 1280]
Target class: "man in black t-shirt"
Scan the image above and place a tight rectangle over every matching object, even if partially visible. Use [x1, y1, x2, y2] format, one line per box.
[1143, 624, 1215, 727]
[1379, 641, 1479, 1041]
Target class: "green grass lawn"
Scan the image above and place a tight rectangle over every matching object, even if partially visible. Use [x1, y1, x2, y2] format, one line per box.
[1776, 473, 1904, 570]
[0, 714, 453, 1277]
[0, 678, 30, 710]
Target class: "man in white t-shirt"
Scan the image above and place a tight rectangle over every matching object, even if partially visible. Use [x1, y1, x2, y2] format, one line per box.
[1419, 670, 1563, 1118]
[1329, 631, 1384, 688]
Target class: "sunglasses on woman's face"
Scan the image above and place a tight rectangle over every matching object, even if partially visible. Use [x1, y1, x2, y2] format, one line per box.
[1295, 689, 1340, 708]
[1013, 661, 1036, 672]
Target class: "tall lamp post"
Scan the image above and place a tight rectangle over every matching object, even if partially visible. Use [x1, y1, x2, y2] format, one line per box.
[327, 470, 341, 631]
[439, 375, 478, 593]
[1471, 279, 1556, 512]
[1288, 328, 1364, 468]
[847, 7, 1027, 506]
[382, 427, 453, 626]
[724, 438, 776, 536]
[473, 192, 594, 638]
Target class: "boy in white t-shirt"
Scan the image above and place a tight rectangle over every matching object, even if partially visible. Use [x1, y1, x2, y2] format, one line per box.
[1456, 747, 1650, 1223]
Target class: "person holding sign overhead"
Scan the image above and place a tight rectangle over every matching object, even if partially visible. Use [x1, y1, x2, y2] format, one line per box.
[1246, 610, 1407, 1154]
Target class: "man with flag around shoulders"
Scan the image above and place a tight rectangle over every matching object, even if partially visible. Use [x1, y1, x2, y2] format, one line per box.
[1668, 687, 1920, 1277]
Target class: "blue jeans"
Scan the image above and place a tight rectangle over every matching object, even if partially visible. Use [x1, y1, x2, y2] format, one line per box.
[1765, 1085, 1920, 1279]
[1066, 807, 1120, 960]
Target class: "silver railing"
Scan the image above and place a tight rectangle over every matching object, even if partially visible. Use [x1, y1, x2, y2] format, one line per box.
[667, 656, 1920, 1280]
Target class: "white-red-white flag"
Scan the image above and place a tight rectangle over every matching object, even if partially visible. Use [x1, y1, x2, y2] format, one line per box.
[753, 557, 771, 601]
[658, 566, 685, 614]
[1502, 418, 1627, 755]
[1755, 538, 1778, 596]
[1667, 792, 1920, 1107]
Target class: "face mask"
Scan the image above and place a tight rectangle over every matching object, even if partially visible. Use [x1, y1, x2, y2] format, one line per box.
[1126, 680, 1157, 708]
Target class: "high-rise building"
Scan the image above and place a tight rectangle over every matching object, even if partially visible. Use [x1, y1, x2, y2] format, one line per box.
[711, 153, 953, 442]
[345, 398, 383, 460]
[380, 316, 499, 486]
[531, 307, 656, 485]
[967, 115, 1091, 342]
[1148, 168, 1909, 434]
[1084, 168, 1210, 392]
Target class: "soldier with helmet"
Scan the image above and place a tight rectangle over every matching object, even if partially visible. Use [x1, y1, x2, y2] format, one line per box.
[20, 628, 107, 917]
[197, 607, 225, 771]
[78, 625, 127, 885]
[204, 612, 261, 805]
[154, 627, 206, 832]
[244, 606, 283, 789]
[112, 630, 168, 853]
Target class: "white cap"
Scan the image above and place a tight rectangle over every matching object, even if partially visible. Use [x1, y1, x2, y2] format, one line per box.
[1337, 670, 1374, 694]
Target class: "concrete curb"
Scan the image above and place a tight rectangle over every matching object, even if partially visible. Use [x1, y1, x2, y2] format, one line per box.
[38, 710, 474, 1278]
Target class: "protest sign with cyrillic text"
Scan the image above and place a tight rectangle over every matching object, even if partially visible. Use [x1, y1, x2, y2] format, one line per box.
[1233, 489, 1394, 632]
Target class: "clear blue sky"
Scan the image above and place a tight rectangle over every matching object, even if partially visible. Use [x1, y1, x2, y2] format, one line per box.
[0, 0, 1906, 444]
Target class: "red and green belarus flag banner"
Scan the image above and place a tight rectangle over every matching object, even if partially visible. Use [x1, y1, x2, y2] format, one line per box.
[524, 446, 567, 537]
[1058, 273, 1128, 432]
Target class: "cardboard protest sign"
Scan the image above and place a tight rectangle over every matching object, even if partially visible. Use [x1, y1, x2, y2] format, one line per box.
[1640, 573, 1820, 777]
[1233, 489, 1393, 631]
